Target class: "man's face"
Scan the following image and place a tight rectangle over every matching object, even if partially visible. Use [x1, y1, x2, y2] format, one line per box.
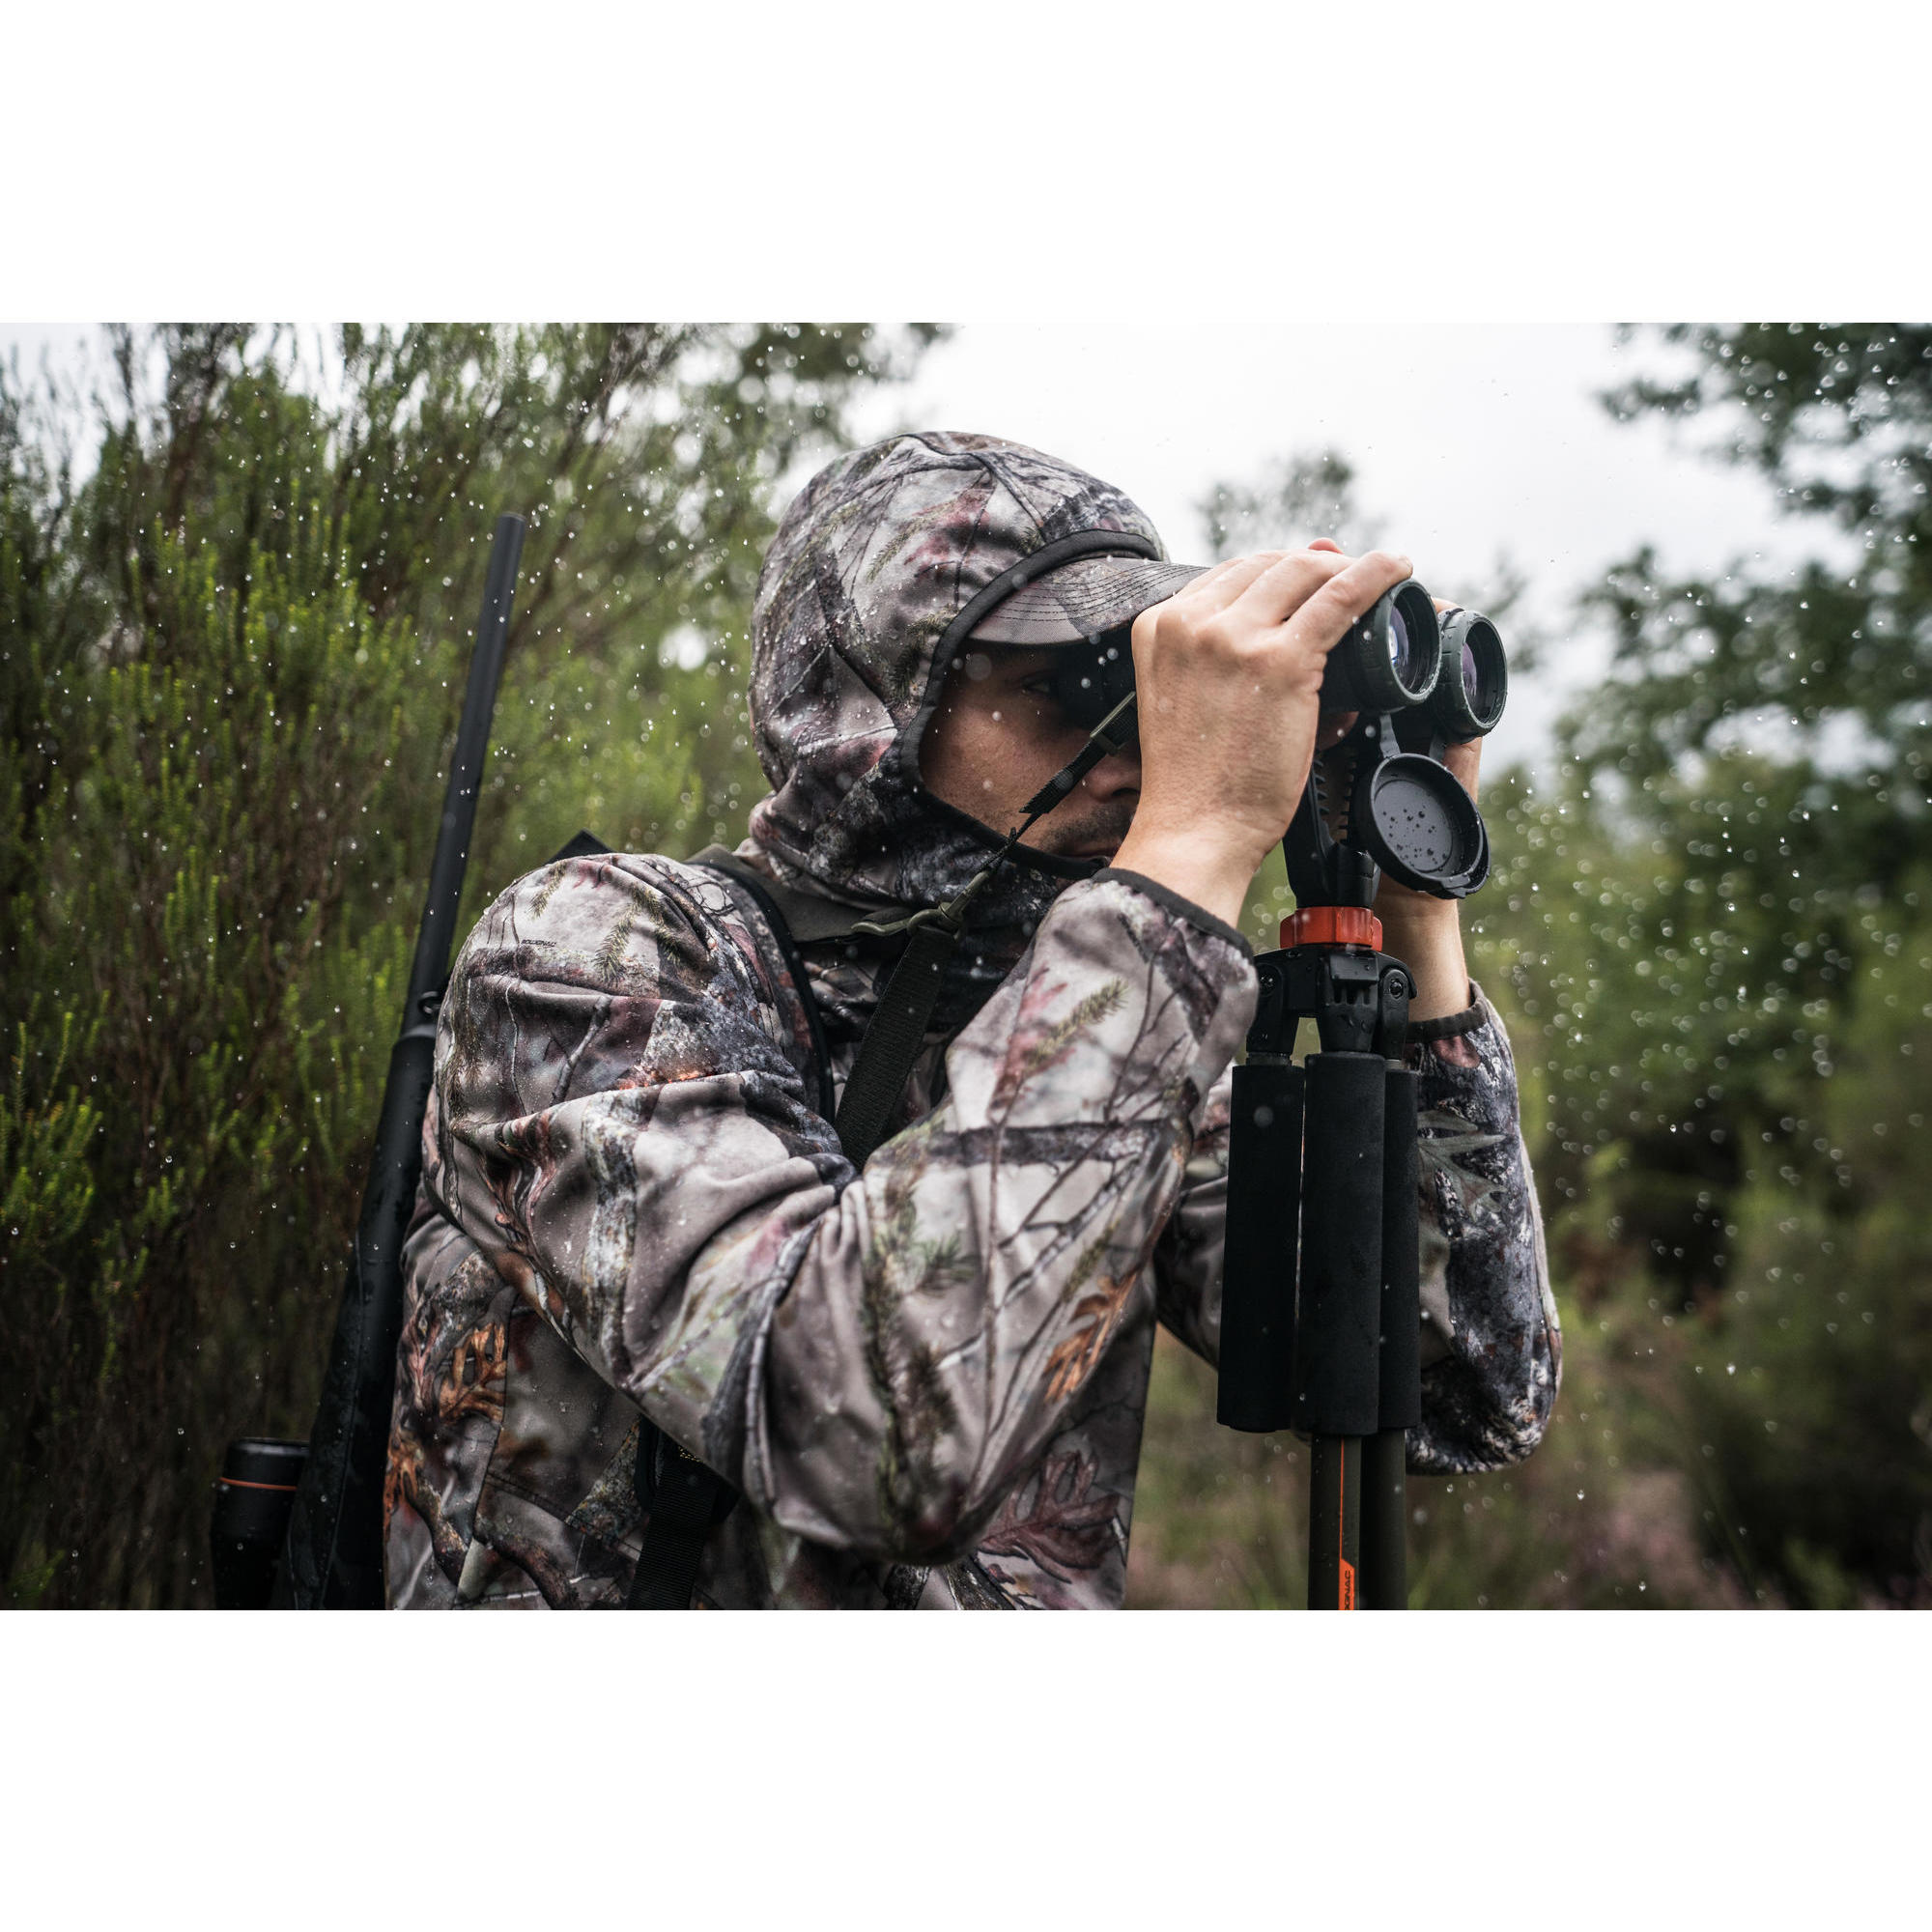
[919, 644, 1139, 863]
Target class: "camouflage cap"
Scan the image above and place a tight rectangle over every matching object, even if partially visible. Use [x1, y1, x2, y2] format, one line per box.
[745, 431, 1192, 948]
[968, 553, 1208, 645]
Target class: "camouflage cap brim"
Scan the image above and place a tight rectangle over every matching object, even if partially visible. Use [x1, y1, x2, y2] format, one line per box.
[969, 554, 1210, 645]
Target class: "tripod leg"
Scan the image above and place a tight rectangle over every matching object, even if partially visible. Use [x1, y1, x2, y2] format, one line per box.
[1358, 1065, 1421, 1609]
[1307, 1434, 1362, 1608]
[1218, 1063, 1304, 1433]
[1294, 1053, 1381, 1609]
[1358, 1430, 1407, 1608]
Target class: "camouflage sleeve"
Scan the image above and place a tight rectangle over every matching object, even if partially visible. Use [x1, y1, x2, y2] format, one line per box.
[1150, 984, 1561, 1472]
[1403, 985, 1561, 1470]
[428, 854, 1256, 1566]
[1151, 1063, 1231, 1363]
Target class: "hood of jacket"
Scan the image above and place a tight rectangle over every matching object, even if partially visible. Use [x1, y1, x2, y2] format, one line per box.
[744, 431, 1173, 977]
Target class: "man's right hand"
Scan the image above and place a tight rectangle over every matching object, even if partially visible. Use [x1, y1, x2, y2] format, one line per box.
[1111, 544, 1414, 928]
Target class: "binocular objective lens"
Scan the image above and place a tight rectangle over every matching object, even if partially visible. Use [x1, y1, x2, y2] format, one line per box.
[1462, 639, 1480, 705]
[1388, 609, 1411, 680]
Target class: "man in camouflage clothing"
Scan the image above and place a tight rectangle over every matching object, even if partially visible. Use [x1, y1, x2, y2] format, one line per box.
[384, 430, 1561, 1608]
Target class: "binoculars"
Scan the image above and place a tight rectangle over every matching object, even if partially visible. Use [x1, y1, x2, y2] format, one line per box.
[1317, 580, 1508, 744]
[1048, 579, 1507, 742]
[1045, 578, 1509, 901]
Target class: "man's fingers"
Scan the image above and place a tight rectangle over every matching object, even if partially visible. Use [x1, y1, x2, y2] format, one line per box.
[1166, 550, 1292, 611]
[1278, 548, 1413, 656]
[1440, 735, 1482, 802]
[1216, 546, 1356, 631]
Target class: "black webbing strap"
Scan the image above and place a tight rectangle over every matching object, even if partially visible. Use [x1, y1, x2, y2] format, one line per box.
[626, 1432, 731, 1610]
[833, 912, 966, 1168]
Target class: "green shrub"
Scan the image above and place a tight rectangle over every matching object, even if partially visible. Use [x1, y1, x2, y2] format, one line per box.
[1, 324, 933, 1605]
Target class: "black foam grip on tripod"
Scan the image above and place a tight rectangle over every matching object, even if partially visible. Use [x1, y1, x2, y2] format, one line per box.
[1292, 1053, 1386, 1438]
[1379, 1066, 1423, 1431]
[1217, 1062, 1303, 1433]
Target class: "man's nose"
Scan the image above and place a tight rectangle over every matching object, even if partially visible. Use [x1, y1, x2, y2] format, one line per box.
[1082, 740, 1142, 799]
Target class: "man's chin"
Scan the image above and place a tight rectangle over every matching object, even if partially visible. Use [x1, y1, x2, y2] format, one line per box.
[1029, 833, 1124, 865]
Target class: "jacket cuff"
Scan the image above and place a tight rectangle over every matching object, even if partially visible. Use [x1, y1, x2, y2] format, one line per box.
[1406, 979, 1490, 1042]
[1092, 869, 1253, 956]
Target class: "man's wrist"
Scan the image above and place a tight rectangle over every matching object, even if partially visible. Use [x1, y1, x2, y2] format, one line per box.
[1375, 898, 1470, 1021]
[1110, 824, 1262, 931]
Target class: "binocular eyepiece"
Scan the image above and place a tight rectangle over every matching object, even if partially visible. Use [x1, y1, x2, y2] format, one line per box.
[1317, 581, 1509, 741]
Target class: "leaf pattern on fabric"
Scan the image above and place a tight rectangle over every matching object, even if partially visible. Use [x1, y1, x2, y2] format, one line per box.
[992, 979, 1127, 1113]
[436, 1322, 507, 1428]
[978, 1450, 1121, 1582]
[563, 1420, 642, 1544]
[1044, 1270, 1139, 1404]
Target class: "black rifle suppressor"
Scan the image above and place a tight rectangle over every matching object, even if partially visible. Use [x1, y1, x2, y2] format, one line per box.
[211, 513, 527, 1608]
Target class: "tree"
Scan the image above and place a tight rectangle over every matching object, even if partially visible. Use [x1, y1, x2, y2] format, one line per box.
[1510, 326, 1932, 1604]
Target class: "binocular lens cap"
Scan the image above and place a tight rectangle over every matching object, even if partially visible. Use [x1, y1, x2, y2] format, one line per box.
[1352, 753, 1489, 896]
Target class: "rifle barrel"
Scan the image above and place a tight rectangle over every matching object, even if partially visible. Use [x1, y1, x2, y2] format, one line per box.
[278, 513, 526, 1608]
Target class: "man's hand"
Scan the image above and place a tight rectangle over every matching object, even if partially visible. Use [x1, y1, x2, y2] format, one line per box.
[1112, 545, 1413, 928]
[1368, 596, 1482, 1019]
[1367, 727, 1481, 1020]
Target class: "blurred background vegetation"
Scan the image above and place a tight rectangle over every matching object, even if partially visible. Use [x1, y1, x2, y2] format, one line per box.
[4, 323, 1926, 1608]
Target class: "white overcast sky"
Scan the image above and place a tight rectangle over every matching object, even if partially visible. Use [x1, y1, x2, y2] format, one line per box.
[4, 319, 1820, 763]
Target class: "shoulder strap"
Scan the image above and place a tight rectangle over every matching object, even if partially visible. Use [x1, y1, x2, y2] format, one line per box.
[686, 843, 962, 1170]
[686, 842, 920, 945]
[829, 916, 963, 1167]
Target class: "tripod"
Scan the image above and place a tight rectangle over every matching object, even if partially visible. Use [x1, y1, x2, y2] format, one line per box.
[1217, 897, 1421, 1607]
[1057, 582, 1503, 1608]
[1216, 735, 1432, 1610]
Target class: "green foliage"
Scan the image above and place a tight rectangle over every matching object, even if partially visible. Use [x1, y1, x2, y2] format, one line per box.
[0, 324, 934, 1605]
[1200, 448, 1385, 559]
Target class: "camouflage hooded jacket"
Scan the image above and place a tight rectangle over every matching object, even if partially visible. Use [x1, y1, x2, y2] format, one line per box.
[384, 432, 1562, 1609]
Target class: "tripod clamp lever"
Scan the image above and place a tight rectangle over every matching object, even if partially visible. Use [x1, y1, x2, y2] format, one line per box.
[1252, 908, 1414, 1063]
